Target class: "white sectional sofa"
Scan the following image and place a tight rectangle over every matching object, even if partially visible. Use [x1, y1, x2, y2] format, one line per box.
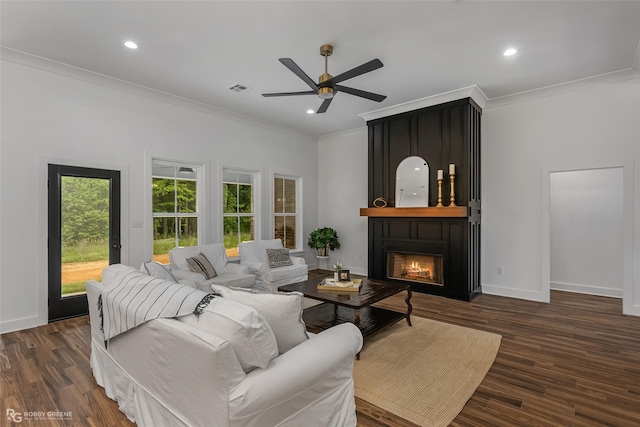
[87, 265, 363, 427]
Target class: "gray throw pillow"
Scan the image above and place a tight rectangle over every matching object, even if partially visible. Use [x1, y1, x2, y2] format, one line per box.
[186, 253, 217, 279]
[266, 248, 293, 268]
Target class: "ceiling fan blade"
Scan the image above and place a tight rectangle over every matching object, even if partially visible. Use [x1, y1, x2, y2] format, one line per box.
[320, 59, 383, 87]
[335, 85, 387, 102]
[262, 91, 317, 97]
[316, 98, 333, 114]
[279, 58, 318, 91]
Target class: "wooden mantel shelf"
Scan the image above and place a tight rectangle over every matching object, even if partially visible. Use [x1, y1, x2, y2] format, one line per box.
[360, 206, 468, 218]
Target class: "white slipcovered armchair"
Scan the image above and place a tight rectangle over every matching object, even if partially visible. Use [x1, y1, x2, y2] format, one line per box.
[169, 243, 255, 291]
[239, 239, 308, 292]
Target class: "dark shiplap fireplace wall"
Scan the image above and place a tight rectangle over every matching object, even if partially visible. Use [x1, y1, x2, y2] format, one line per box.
[365, 98, 482, 301]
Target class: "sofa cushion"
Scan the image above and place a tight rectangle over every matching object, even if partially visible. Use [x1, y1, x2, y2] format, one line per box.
[263, 264, 309, 282]
[179, 297, 278, 372]
[187, 253, 217, 280]
[211, 285, 309, 353]
[209, 273, 255, 289]
[140, 261, 178, 282]
[239, 239, 283, 264]
[266, 248, 293, 268]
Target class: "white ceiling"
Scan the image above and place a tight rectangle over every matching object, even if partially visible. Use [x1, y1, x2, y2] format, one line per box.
[2, 1, 639, 137]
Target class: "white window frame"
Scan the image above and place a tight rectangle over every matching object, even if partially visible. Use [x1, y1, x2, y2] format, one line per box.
[221, 166, 261, 258]
[272, 173, 302, 251]
[150, 159, 203, 260]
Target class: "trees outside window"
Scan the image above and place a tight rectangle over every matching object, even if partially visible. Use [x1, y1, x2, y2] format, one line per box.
[274, 175, 300, 250]
[152, 162, 200, 263]
[223, 168, 258, 257]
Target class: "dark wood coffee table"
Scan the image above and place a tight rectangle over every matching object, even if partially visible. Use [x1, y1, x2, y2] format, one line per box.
[278, 277, 412, 346]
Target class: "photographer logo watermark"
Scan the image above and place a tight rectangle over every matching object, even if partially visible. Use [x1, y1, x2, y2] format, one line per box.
[6, 409, 72, 423]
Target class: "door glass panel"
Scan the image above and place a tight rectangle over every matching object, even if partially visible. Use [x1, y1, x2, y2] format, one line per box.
[60, 176, 110, 296]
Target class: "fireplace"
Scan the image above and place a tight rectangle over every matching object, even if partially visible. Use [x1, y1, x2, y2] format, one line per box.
[363, 98, 481, 301]
[387, 252, 443, 286]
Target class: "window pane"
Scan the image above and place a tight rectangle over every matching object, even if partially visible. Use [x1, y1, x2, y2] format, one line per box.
[284, 179, 296, 213]
[240, 216, 255, 242]
[178, 217, 198, 247]
[284, 216, 296, 249]
[238, 184, 253, 213]
[153, 217, 176, 263]
[152, 178, 176, 213]
[177, 180, 197, 213]
[224, 216, 239, 256]
[223, 183, 237, 213]
[274, 216, 285, 244]
[274, 177, 284, 213]
[275, 216, 296, 249]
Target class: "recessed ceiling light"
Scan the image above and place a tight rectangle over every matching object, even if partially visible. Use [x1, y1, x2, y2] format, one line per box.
[503, 48, 517, 57]
[306, 109, 314, 114]
[124, 41, 138, 49]
[414, 167, 420, 171]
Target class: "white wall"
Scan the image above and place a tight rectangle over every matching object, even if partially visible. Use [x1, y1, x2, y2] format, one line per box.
[0, 57, 318, 333]
[317, 74, 640, 315]
[317, 128, 369, 275]
[482, 75, 640, 315]
[549, 168, 624, 297]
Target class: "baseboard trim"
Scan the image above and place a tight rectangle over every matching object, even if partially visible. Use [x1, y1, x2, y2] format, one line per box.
[481, 284, 549, 303]
[0, 315, 44, 334]
[550, 281, 622, 298]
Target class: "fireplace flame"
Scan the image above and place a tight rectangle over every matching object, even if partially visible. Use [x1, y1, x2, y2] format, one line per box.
[407, 261, 431, 277]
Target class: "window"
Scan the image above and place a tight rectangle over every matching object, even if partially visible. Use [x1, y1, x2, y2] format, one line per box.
[223, 168, 258, 257]
[152, 161, 200, 263]
[273, 175, 300, 250]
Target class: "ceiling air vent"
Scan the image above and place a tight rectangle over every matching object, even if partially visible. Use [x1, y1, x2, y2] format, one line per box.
[229, 84, 248, 92]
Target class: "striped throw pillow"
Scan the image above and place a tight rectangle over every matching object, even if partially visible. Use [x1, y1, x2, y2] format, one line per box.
[186, 253, 217, 280]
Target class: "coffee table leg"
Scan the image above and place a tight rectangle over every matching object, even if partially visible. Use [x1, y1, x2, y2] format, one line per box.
[354, 309, 361, 326]
[405, 286, 413, 326]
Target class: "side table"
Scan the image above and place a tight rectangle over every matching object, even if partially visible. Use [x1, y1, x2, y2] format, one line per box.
[316, 255, 330, 270]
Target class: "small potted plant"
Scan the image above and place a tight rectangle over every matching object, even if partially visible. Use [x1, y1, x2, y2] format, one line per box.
[308, 227, 340, 256]
[332, 262, 343, 281]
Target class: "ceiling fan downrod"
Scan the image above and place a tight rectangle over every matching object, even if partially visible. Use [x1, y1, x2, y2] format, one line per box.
[318, 44, 334, 99]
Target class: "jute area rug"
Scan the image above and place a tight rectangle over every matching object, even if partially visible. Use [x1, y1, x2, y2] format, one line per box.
[353, 316, 501, 427]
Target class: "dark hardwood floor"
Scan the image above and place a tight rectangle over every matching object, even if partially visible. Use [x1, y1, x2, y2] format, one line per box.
[2, 271, 640, 426]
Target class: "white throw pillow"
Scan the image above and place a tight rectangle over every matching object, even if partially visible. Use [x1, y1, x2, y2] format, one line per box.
[179, 297, 278, 372]
[140, 261, 178, 282]
[211, 285, 309, 353]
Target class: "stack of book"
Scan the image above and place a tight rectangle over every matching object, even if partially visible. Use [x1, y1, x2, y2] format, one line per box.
[317, 278, 362, 292]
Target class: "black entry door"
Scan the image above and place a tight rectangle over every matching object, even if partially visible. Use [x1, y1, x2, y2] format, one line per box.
[48, 164, 121, 321]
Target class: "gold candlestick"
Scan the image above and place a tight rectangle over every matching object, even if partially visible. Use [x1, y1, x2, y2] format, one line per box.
[449, 173, 457, 207]
[436, 178, 444, 207]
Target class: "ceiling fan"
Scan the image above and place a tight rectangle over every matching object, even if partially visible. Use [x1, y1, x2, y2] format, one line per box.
[262, 44, 386, 114]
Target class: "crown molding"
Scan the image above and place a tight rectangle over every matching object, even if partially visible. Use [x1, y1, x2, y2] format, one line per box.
[358, 85, 488, 123]
[484, 68, 640, 109]
[0, 46, 315, 141]
[318, 126, 366, 143]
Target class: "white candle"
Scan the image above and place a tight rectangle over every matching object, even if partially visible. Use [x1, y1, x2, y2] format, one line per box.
[449, 164, 455, 175]
[437, 169, 443, 180]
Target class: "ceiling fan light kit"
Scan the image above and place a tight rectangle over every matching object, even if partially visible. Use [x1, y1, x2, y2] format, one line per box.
[262, 44, 386, 113]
